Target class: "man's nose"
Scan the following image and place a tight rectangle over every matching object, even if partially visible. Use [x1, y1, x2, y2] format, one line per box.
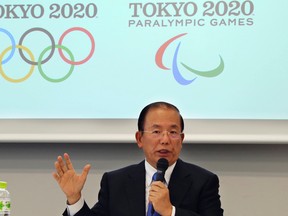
[160, 131, 170, 144]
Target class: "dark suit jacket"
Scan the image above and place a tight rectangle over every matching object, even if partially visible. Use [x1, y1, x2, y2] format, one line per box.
[64, 159, 223, 216]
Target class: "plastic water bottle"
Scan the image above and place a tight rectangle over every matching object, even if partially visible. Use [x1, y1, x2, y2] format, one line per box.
[0, 181, 11, 216]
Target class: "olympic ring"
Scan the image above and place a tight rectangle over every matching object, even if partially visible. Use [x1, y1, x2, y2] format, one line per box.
[0, 28, 16, 64]
[38, 45, 74, 83]
[0, 45, 35, 83]
[58, 27, 95, 65]
[0, 27, 95, 83]
[19, 27, 55, 66]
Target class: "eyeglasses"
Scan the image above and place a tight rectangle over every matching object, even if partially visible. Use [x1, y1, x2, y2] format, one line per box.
[141, 130, 183, 139]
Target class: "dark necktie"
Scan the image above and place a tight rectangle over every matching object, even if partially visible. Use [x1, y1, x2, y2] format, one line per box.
[147, 172, 161, 216]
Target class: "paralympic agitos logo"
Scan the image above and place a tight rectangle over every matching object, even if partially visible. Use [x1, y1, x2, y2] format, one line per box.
[0, 27, 95, 83]
[155, 33, 224, 85]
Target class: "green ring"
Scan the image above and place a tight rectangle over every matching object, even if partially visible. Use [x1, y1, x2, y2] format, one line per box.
[38, 45, 74, 82]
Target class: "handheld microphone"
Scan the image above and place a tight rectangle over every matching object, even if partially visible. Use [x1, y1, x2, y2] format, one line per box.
[149, 158, 169, 215]
[155, 158, 169, 182]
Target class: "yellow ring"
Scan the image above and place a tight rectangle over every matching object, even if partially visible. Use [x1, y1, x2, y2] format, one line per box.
[0, 45, 35, 83]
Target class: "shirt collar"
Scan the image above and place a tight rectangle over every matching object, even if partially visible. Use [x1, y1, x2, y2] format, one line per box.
[145, 159, 176, 186]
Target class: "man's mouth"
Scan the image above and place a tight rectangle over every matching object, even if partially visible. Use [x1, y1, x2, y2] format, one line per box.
[158, 149, 170, 154]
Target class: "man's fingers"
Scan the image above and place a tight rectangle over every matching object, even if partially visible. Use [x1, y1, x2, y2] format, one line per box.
[150, 182, 165, 192]
[57, 155, 68, 173]
[52, 172, 60, 182]
[54, 160, 64, 177]
[81, 164, 91, 179]
[149, 182, 168, 202]
[64, 153, 75, 171]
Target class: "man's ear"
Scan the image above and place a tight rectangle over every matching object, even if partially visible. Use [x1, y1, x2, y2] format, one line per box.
[135, 131, 143, 148]
[180, 133, 185, 143]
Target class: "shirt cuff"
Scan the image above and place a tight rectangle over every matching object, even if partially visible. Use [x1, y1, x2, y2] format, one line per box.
[67, 196, 84, 216]
[171, 205, 176, 216]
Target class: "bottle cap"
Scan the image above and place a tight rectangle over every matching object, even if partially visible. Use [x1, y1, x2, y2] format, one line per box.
[0, 181, 7, 189]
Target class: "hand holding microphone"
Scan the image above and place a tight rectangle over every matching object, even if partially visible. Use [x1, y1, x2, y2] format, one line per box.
[148, 158, 173, 216]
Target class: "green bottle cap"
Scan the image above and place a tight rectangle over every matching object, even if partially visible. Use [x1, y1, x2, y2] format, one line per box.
[0, 181, 7, 189]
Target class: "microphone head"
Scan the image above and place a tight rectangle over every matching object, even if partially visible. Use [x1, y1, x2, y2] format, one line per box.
[155, 158, 169, 182]
[157, 158, 169, 172]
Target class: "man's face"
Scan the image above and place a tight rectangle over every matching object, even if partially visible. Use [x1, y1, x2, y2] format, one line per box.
[135, 107, 184, 168]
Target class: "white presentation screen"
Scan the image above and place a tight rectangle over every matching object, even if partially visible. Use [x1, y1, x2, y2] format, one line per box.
[0, 1, 287, 143]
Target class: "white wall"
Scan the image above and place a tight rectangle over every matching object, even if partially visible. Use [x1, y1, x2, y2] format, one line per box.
[0, 142, 288, 216]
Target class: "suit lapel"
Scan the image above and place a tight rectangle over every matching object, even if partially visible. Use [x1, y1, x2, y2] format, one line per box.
[168, 159, 192, 207]
[125, 161, 146, 216]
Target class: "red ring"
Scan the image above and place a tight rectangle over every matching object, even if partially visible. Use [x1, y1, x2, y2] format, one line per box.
[58, 27, 95, 65]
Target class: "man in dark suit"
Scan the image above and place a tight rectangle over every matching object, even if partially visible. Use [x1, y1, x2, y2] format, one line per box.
[53, 101, 223, 216]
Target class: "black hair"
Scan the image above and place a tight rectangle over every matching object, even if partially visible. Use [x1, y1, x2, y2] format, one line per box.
[137, 101, 184, 132]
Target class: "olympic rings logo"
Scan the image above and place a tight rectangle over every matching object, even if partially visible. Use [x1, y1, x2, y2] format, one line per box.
[0, 27, 95, 83]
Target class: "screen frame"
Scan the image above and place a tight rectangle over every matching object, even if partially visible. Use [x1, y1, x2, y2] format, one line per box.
[1, 119, 287, 144]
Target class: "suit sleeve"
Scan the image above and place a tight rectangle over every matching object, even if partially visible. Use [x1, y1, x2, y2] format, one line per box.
[62, 201, 93, 216]
[62, 173, 110, 216]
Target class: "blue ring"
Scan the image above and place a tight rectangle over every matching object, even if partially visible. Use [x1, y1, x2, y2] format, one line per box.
[0, 28, 16, 64]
